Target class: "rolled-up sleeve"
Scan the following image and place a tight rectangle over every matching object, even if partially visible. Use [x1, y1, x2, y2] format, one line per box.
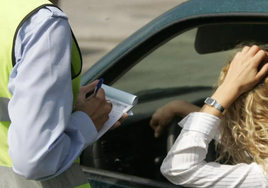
[161, 112, 268, 187]
[8, 7, 97, 180]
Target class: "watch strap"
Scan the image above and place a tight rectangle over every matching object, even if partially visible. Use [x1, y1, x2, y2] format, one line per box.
[204, 97, 225, 113]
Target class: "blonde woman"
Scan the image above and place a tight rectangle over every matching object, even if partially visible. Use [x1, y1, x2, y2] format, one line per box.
[159, 45, 268, 187]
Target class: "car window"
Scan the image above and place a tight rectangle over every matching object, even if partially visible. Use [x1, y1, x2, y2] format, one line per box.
[111, 28, 231, 113]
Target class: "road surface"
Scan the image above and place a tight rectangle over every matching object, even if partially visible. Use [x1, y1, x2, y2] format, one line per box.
[60, 0, 187, 72]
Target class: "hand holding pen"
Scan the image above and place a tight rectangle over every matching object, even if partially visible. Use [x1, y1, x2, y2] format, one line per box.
[85, 78, 104, 100]
[74, 79, 126, 132]
[74, 79, 112, 131]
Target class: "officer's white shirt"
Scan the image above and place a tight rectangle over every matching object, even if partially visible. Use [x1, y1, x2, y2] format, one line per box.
[8, 6, 99, 180]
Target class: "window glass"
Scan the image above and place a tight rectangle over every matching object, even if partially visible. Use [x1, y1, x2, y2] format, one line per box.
[112, 28, 232, 113]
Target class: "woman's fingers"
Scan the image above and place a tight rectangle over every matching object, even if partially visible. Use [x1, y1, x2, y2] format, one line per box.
[155, 125, 165, 138]
[256, 63, 268, 81]
[241, 46, 250, 54]
[253, 50, 267, 66]
[223, 45, 268, 94]
[247, 45, 261, 56]
[150, 118, 158, 130]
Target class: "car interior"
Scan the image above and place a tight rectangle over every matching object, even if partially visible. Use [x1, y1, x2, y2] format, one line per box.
[80, 22, 268, 187]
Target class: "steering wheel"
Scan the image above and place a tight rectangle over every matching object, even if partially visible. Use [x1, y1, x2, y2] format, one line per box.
[167, 116, 183, 152]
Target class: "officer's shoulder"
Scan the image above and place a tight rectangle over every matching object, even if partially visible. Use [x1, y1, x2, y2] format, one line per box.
[46, 6, 68, 20]
[30, 6, 68, 25]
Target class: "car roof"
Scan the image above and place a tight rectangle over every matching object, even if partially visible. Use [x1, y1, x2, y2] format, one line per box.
[170, 0, 268, 17]
[82, 0, 268, 84]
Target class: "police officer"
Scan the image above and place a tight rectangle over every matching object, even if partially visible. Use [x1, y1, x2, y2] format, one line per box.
[0, 0, 117, 187]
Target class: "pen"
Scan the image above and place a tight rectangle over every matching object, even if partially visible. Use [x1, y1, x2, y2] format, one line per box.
[86, 78, 104, 100]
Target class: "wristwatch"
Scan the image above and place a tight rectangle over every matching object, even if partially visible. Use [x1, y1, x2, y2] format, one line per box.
[204, 97, 225, 114]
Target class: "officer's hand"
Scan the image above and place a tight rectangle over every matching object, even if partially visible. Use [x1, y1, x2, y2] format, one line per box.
[74, 80, 112, 131]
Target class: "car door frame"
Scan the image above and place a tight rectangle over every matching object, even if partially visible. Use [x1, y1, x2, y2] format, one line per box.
[82, 166, 181, 188]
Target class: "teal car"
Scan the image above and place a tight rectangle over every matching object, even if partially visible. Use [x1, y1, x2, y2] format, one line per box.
[80, 0, 268, 187]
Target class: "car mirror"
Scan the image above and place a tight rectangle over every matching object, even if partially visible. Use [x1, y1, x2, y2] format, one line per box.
[195, 23, 268, 54]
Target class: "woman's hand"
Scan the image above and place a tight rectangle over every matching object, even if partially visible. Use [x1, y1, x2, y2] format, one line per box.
[150, 101, 200, 138]
[150, 103, 177, 138]
[222, 45, 268, 95]
[201, 45, 268, 117]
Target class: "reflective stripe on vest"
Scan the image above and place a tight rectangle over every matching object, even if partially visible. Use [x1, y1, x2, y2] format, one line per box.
[0, 97, 10, 122]
[0, 163, 91, 188]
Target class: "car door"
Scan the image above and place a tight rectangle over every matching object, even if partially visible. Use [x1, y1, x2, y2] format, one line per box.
[80, 0, 268, 187]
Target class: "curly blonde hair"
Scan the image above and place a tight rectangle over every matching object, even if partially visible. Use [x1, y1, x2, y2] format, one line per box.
[216, 48, 268, 171]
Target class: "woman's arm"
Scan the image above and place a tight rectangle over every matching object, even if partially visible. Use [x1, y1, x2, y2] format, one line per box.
[161, 112, 267, 187]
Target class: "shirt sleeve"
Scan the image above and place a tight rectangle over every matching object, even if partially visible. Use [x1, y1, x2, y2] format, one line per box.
[8, 7, 98, 180]
[161, 112, 268, 187]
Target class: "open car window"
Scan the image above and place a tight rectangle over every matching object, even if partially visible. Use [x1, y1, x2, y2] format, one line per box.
[111, 28, 231, 114]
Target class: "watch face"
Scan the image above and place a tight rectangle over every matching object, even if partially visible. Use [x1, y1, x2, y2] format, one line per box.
[205, 98, 214, 105]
